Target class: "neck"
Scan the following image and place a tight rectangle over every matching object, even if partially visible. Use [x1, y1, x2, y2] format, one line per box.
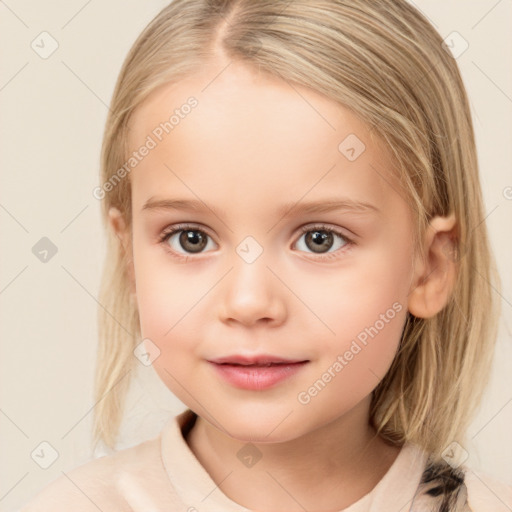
[185, 397, 401, 511]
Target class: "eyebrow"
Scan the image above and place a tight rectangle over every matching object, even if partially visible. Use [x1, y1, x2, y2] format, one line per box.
[142, 197, 380, 218]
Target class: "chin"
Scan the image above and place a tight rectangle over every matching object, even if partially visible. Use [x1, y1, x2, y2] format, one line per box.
[207, 401, 312, 444]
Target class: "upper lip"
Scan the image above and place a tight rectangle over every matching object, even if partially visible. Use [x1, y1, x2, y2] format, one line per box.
[208, 354, 308, 365]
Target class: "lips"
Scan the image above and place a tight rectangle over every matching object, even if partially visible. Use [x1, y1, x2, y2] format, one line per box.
[208, 354, 308, 366]
[207, 354, 309, 390]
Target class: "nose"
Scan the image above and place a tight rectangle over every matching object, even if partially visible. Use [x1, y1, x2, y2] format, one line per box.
[218, 257, 287, 327]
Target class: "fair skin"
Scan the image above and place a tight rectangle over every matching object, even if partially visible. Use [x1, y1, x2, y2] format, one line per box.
[109, 58, 456, 511]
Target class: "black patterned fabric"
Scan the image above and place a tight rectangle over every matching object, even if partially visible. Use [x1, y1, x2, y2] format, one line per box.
[410, 458, 471, 511]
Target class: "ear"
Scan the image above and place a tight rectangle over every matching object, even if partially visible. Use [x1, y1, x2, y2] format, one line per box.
[108, 207, 135, 294]
[407, 214, 458, 318]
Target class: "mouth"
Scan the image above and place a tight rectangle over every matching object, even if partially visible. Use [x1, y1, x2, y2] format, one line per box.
[208, 354, 309, 366]
[207, 355, 309, 390]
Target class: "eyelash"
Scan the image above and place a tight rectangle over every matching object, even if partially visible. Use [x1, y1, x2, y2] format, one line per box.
[158, 223, 354, 262]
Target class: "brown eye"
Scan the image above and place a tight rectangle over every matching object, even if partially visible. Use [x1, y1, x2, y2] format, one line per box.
[304, 230, 335, 253]
[161, 226, 216, 255]
[178, 230, 208, 253]
[295, 226, 348, 255]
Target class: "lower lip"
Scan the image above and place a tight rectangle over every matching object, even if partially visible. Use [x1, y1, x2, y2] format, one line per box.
[209, 361, 308, 390]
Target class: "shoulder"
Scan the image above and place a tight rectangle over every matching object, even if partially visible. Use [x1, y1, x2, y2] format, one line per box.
[464, 468, 512, 512]
[21, 436, 163, 511]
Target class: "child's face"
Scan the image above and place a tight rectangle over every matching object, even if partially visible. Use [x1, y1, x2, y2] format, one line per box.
[124, 60, 417, 442]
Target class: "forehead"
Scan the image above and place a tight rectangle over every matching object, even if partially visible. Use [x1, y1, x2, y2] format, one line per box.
[126, 61, 402, 217]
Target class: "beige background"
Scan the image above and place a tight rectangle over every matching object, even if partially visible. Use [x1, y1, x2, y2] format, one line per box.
[1, 0, 511, 510]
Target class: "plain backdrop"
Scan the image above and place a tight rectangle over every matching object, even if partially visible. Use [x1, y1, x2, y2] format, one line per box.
[1, 1, 511, 510]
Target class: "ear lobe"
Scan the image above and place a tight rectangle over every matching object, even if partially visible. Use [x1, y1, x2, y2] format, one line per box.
[108, 207, 135, 294]
[407, 214, 458, 319]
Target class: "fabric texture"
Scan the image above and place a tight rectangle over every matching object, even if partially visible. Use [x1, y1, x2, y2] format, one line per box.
[22, 408, 512, 511]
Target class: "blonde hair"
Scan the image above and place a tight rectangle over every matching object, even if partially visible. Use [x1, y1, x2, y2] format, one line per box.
[93, 0, 500, 461]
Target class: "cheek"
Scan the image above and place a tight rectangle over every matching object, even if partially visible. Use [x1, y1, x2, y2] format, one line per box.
[132, 252, 205, 400]
[299, 239, 411, 393]
[296, 285, 406, 417]
[132, 241, 194, 342]
[307, 245, 410, 344]
[131, 240, 219, 382]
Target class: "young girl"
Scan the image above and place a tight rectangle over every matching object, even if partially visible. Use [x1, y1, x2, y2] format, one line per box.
[23, 0, 511, 510]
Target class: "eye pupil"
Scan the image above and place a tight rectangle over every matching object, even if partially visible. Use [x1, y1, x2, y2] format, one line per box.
[179, 230, 207, 253]
[306, 230, 333, 253]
